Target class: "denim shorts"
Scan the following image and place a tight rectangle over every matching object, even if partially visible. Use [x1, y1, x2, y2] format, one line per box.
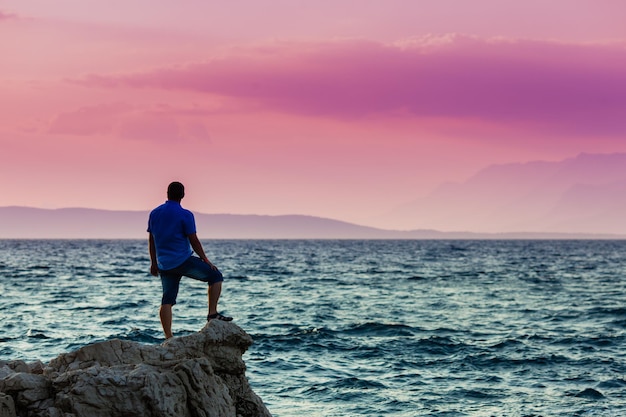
[159, 256, 223, 305]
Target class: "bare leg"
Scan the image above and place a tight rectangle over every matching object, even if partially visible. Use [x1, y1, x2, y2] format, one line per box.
[208, 281, 222, 316]
[160, 304, 173, 339]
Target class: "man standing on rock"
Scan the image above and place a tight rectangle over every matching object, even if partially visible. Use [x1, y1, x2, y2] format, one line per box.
[148, 181, 232, 339]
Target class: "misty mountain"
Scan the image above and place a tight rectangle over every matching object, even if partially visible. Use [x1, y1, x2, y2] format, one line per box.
[383, 152, 626, 234]
[0, 206, 446, 239]
[4, 152, 626, 238]
[1, 206, 618, 240]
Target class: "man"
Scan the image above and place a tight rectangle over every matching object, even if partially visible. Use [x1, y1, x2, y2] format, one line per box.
[148, 181, 232, 339]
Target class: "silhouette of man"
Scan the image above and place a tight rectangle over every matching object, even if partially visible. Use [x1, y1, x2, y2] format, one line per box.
[148, 181, 232, 339]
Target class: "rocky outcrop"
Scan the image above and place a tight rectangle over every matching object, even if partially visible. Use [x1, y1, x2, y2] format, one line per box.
[1, 392, 16, 417]
[0, 321, 271, 417]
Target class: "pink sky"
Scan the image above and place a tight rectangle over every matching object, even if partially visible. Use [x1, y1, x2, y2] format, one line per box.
[2, 1, 626, 229]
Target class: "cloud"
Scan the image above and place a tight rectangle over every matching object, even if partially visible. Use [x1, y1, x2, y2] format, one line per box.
[116, 112, 181, 142]
[116, 112, 210, 143]
[0, 10, 18, 21]
[48, 102, 210, 143]
[48, 103, 133, 135]
[74, 35, 626, 136]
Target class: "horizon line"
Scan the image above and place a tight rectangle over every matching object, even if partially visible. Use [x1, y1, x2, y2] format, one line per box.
[1, 205, 626, 239]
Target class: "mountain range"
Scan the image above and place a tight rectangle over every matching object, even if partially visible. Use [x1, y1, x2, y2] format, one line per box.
[0, 206, 456, 239]
[381, 152, 626, 234]
[0, 207, 621, 240]
[2, 153, 626, 239]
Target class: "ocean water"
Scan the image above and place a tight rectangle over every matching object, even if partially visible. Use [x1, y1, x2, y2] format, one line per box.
[2, 239, 626, 416]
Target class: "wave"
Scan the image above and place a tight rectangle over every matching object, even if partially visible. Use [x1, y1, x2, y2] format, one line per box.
[342, 322, 418, 337]
[5, 239, 626, 416]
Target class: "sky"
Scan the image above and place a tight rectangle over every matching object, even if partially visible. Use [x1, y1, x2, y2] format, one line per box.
[1, 1, 626, 230]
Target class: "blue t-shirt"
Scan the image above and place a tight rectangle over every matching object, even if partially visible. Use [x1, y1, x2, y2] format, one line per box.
[147, 200, 196, 270]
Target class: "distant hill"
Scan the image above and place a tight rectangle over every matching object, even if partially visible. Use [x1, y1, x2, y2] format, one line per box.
[0, 206, 622, 239]
[382, 152, 626, 234]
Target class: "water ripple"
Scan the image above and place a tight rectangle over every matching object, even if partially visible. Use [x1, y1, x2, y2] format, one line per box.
[3, 239, 626, 416]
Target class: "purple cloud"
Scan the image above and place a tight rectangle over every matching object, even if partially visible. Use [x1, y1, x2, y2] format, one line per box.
[75, 36, 626, 136]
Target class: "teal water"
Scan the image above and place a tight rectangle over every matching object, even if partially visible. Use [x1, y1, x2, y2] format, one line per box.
[2, 239, 626, 416]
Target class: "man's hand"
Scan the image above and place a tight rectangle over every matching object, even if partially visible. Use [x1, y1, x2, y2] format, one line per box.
[202, 257, 218, 271]
[189, 233, 218, 270]
[148, 233, 159, 276]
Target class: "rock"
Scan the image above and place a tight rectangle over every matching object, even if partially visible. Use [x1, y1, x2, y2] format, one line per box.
[0, 393, 16, 417]
[0, 321, 272, 417]
[574, 387, 604, 400]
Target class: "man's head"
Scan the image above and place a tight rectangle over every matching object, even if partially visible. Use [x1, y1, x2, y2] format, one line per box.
[167, 181, 185, 201]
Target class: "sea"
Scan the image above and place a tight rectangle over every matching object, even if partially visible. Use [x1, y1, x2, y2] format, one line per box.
[2, 239, 626, 416]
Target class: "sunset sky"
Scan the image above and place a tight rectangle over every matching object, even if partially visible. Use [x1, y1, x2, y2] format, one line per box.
[2, 1, 626, 229]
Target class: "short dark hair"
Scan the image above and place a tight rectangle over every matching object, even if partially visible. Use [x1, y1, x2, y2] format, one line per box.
[167, 182, 185, 200]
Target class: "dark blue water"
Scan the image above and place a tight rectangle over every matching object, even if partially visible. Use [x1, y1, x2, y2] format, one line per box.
[2, 240, 626, 416]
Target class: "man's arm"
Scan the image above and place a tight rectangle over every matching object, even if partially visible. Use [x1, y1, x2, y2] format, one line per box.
[188, 233, 218, 270]
[148, 233, 159, 276]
